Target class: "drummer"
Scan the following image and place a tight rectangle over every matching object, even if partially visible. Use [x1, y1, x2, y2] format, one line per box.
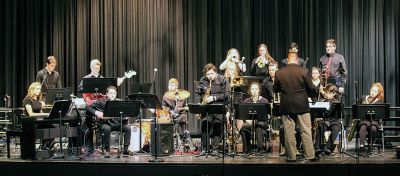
[162, 78, 190, 135]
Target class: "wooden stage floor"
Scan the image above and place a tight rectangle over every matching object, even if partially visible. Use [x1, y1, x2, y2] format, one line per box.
[1, 146, 400, 176]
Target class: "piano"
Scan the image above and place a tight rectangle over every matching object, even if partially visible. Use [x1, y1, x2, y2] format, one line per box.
[20, 116, 79, 160]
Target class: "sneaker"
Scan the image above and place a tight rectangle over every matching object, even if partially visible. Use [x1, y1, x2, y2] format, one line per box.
[104, 152, 110, 158]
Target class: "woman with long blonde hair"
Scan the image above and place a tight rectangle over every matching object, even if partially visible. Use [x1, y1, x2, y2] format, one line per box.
[219, 48, 246, 73]
[23, 82, 49, 117]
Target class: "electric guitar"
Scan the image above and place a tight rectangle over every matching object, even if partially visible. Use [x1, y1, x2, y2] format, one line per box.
[83, 70, 136, 106]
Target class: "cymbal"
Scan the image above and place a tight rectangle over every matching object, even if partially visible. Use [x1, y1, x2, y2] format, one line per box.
[164, 89, 190, 100]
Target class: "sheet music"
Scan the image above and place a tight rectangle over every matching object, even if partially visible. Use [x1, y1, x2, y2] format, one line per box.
[309, 102, 331, 110]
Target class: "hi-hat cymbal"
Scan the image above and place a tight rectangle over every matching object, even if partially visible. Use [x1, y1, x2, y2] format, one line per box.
[164, 89, 190, 100]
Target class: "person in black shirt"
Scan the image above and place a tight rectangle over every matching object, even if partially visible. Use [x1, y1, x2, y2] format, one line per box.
[262, 61, 279, 102]
[86, 86, 131, 158]
[198, 63, 230, 155]
[36, 56, 62, 95]
[281, 43, 307, 68]
[251, 43, 275, 76]
[237, 82, 269, 154]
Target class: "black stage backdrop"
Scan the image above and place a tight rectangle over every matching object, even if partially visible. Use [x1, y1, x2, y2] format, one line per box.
[1, 0, 399, 132]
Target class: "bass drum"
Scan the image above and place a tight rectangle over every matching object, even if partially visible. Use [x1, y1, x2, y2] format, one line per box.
[128, 119, 152, 152]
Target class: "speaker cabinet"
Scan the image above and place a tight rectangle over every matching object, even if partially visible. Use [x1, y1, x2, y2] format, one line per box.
[151, 123, 174, 156]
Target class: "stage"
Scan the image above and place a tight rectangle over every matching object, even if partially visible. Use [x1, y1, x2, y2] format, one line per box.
[1, 144, 400, 176]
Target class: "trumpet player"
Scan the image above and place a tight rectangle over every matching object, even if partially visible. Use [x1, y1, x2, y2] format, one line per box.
[219, 48, 246, 73]
[251, 43, 275, 76]
[198, 63, 230, 155]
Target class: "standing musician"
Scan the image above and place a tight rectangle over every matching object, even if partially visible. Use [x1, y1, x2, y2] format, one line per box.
[357, 83, 384, 151]
[319, 39, 347, 96]
[237, 82, 269, 154]
[36, 56, 62, 95]
[162, 78, 189, 135]
[281, 43, 307, 68]
[198, 63, 230, 155]
[86, 86, 131, 158]
[219, 48, 246, 73]
[78, 59, 127, 106]
[251, 43, 275, 76]
[274, 48, 318, 162]
[314, 83, 341, 156]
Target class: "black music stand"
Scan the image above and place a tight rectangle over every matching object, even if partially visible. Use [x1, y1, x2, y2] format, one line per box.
[131, 83, 152, 93]
[49, 100, 72, 159]
[352, 103, 389, 156]
[45, 88, 73, 104]
[127, 93, 163, 162]
[81, 78, 117, 94]
[188, 104, 226, 158]
[235, 103, 270, 158]
[103, 101, 141, 158]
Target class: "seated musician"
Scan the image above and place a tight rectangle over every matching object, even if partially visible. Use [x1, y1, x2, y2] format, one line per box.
[86, 86, 131, 158]
[314, 83, 341, 156]
[198, 63, 230, 155]
[162, 78, 189, 135]
[22, 82, 53, 149]
[357, 83, 384, 150]
[237, 82, 269, 154]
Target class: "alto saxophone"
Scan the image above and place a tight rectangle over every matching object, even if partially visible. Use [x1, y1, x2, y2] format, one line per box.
[196, 80, 212, 119]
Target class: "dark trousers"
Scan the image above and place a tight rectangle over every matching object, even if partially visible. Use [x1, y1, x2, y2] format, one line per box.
[358, 120, 379, 146]
[100, 121, 131, 152]
[240, 121, 268, 153]
[201, 114, 223, 151]
[314, 120, 340, 152]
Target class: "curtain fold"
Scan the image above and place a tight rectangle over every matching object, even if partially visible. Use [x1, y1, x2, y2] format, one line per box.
[1, 0, 399, 133]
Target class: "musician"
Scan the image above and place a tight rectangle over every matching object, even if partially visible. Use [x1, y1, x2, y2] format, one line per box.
[86, 86, 131, 158]
[237, 82, 269, 154]
[219, 48, 246, 73]
[22, 82, 53, 149]
[319, 39, 347, 94]
[261, 61, 278, 102]
[78, 59, 126, 105]
[198, 63, 230, 155]
[357, 83, 384, 150]
[251, 44, 275, 76]
[36, 56, 62, 94]
[224, 61, 243, 103]
[281, 43, 307, 68]
[314, 83, 341, 156]
[274, 48, 318, 162]
[162, 78, 189, 135]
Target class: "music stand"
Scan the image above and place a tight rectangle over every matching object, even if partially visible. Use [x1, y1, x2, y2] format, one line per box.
[81, 78, 117, 94]
[127, 94, 163, 161]
[103, 101, 141, 158]
[235, 103, 270, 157]
[131, 83, 152, 93]
[352, 103, 390, 155]
[188, 104, 226, 158]
[49, 100, 72, 159]
[45, 88, 73, 104]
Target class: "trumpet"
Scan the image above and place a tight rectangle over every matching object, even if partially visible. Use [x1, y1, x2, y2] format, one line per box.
[256, 56, 266, 68]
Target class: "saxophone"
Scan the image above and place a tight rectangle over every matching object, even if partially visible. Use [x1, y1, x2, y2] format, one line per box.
[201, 80, 212, 104]
[196, 80, 212, 120]
[347, 119, 358, 141]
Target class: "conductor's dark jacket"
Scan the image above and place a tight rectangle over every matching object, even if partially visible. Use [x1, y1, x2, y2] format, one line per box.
[273, 64, 317, 115]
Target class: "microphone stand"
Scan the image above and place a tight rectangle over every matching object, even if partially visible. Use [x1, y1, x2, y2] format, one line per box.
[149, 69, 163, 162]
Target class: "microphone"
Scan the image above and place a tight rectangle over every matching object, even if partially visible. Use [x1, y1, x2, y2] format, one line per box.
[153, 68, 158, 77]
